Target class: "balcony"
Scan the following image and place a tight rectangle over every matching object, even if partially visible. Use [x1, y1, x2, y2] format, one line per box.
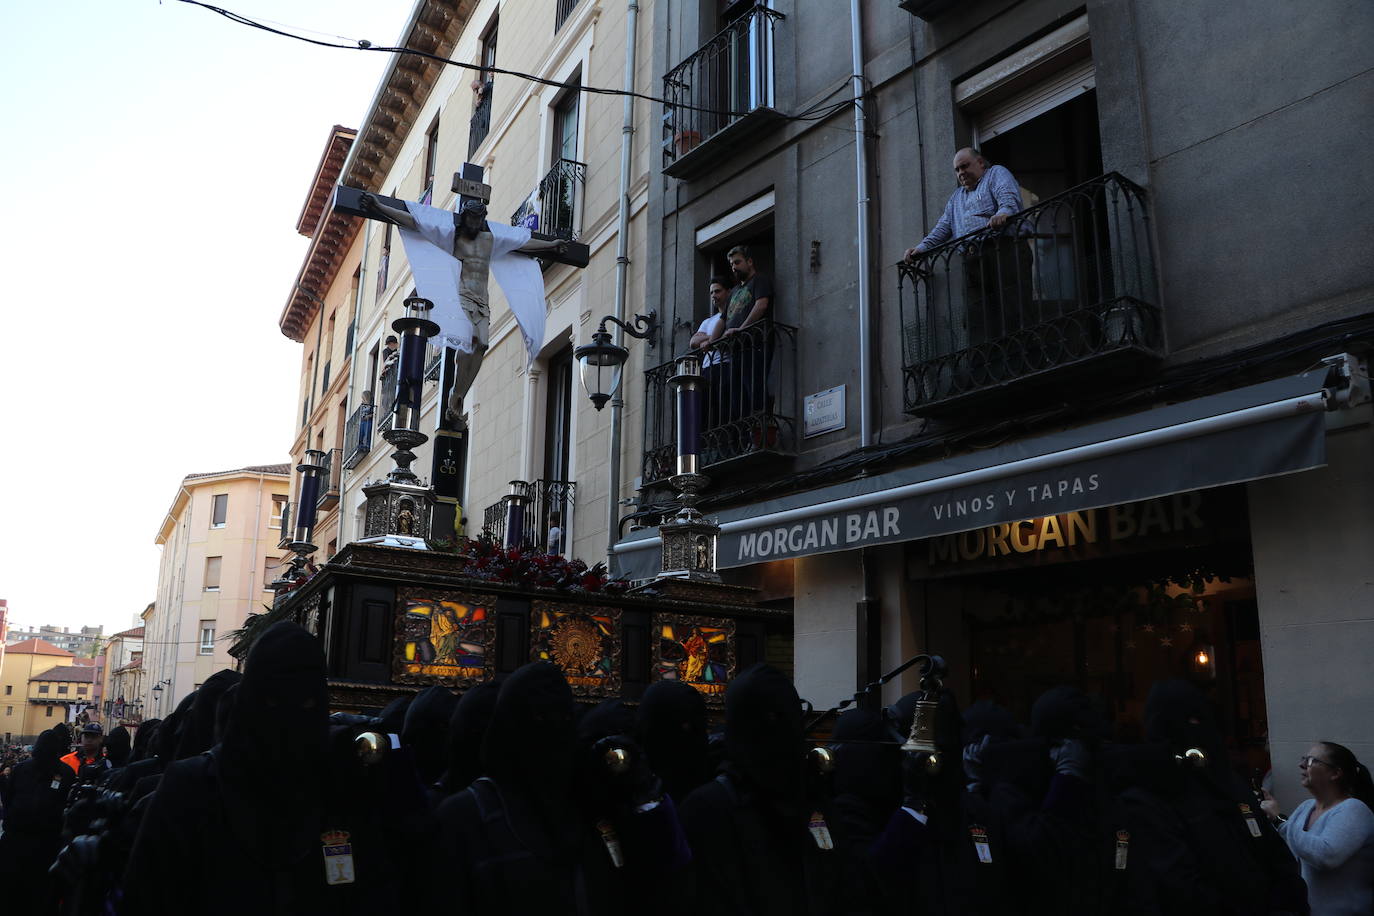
[642, 320, 798, 487]
[468, 87, 492, 157]
[897, 0, 960, 21]
[277, 500, 292, 548]
[481, 479, 577, 554]
[316, 448, 342, 510]
[897, 172, 1162, 417]
[661, 5, 785, 180]
[511, 159, 586, 242]
[342, 403, 373, 470]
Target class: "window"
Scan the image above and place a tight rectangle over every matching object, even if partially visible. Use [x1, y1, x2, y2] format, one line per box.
[204, 556, 222, 591]
[200, 621, 216, 655]
[46, 706, 54, 717]
[5, 706, 11, 715]
[39, 684, 50, 694]
[77, 685, 87, 695]
[552, 79, 580, 165]
[424, 115, 441, 199]
[58, 684, 68, 694]
[264, 555, 279, 588]
[327, 538, 338, 559]
[270, 495, 287, 529]
[211, 494, 228, 528]
[4, 684, 10, 695]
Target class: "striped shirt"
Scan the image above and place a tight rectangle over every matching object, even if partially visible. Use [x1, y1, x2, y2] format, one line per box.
[917, 164, 1024, 252]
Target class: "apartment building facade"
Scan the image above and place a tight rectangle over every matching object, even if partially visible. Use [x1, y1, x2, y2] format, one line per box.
[607, 0, 1374, 810]
[143, 465, 290, 716]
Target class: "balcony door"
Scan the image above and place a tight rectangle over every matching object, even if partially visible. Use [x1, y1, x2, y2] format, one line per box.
[542, 347, 574, 554]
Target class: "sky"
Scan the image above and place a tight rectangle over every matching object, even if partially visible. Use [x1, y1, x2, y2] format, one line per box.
[0, 0, 409, 636]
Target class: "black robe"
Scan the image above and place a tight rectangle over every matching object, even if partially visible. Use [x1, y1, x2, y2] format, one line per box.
[0, 727, 76, 913]
[122, 622, 407, 916]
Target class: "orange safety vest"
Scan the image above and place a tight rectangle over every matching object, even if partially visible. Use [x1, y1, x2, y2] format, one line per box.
[59, 750, 98, 774]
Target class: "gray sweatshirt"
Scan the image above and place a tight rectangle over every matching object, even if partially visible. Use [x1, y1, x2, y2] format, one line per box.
[1280, 797, 1374, 916]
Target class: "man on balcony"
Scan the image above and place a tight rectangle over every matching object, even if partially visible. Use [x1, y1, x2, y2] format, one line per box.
[722, 247, 774, 431]
[904, 148, 1033, 346]
[689, 276, 730, 444]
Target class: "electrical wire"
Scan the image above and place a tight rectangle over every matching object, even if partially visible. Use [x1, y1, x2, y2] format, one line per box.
[176, 0, 858, 123]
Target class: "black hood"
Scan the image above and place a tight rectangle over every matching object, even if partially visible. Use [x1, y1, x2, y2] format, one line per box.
[961, 700, 1023, 747]
[574, 699, 638, 817]
[105, 726, 132, 767]
[175, 669, 243, 759]
[440, 681, 500, 794]
[832, 706, 902, 811]
[220, 622, 329, 787]
[1031, 685, 1104, 741]
[482, 662, 577, 795]
[214, 683, 239, 746]
[217, 622, 329, 866]
[154, 692, 198, 761]
[377, 695, 414, 736]
[1144, 678, 1234, 792]
[130, 718, 161, 762]
[724, 664, 805, 808]
[33, 727, 69, 764]
[402, 685, 459, 786]
[637, 679, 709, 804]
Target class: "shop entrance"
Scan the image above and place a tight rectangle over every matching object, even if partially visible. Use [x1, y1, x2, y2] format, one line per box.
[910, 485, 1270, 782]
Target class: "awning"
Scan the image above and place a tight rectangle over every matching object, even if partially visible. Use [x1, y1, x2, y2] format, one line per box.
[614, 369, 1340, 580]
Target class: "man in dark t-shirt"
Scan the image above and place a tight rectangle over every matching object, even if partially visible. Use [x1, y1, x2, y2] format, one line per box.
[723, 245, 774, 422]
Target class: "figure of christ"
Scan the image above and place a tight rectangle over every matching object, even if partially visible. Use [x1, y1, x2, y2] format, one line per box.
[358, 193, 567, 428]
[682, 627, 709, 683]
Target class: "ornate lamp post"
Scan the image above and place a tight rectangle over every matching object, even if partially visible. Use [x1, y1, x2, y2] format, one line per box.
[272, 448, 327, 594]
[573, 312, 657, 410]
[504, 480, 532, 549]
[658, 353, 720, 581]
[360, 296, 441, 547]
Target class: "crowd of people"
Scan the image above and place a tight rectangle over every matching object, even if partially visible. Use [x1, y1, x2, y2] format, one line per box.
[1, 620, 1370, 915]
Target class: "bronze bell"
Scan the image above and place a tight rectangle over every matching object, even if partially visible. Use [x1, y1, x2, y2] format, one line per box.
[809, 745, 835, 775]
[604, 746, 631, 775]
[355, 731, 388, 766]
[901, 697, 944, 775]
[1175, 746, 1208, 769]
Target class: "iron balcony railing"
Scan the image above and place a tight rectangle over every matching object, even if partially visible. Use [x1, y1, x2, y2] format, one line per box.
[316, 448, 342, 510]
[481, 479, 577, 554]
[469, 86, 493, 157]
[662, 5, 783, 177]
[511, 159, 586, 241]
[642, 320, 798, 487]
[342, 402, 374, 470]
[555, 0, 581, 32]
[377, 363, 398, 435]
[897, 172, 1162, 415]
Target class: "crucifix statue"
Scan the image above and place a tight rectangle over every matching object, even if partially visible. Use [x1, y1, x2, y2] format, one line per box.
[335, 167, 590, 540]
[345, 177, 570, 428]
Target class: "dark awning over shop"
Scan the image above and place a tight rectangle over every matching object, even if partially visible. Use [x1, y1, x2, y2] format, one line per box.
[614, 370, 1339, 580]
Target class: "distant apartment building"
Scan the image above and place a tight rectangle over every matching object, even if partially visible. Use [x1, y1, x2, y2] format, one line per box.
[142, 465, 290, 718]
[100, 624, 146, 730]
[6, 624, 104, 657]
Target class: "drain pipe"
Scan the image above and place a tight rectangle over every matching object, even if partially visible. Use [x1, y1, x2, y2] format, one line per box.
[849, 0, 874, 447]
[606, 0, 640, 575]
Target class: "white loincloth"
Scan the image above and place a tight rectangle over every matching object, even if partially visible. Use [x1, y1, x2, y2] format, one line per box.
[398, 201, 546, 367]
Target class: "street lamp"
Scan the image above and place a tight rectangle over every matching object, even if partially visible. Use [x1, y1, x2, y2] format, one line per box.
[573, 312, 657, 410]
